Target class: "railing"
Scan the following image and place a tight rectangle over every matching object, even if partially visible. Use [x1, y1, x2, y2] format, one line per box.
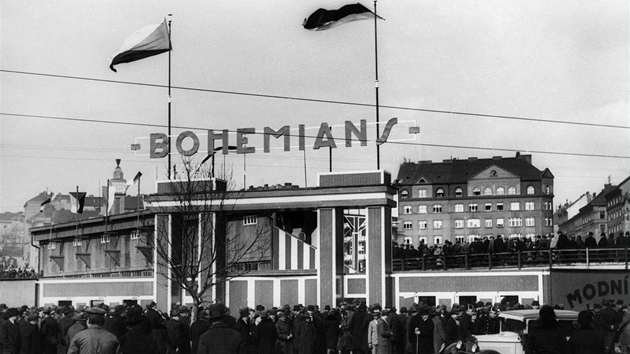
[392, 247, 629, 272]
[229, 260, 273, 272]
[43, 269, 154, 279]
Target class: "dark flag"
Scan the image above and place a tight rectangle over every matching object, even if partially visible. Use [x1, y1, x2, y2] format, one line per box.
[40, 197, 52, 212]
[303, 3, 382, 31]
[69, 192, 86, 214]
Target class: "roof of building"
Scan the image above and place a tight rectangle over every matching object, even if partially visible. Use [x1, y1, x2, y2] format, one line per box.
[24, 192, 52, 208]
[396, 154, 549, 185]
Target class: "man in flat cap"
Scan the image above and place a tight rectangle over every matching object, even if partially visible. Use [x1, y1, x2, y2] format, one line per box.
[39, 307, 58, 354]
[58, 306, 76, 354]
[68, 307, 120, 354]
[19, 311, 40, 354]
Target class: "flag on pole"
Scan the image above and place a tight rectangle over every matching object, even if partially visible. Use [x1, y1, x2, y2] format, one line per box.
[40, 196, 52, 212]
[303, 3, 382, 31]
[110, 18, 171, 72]
[125, 172, 142, 193]
[70, 192, 86, 214]
[107, 182, 117, 214]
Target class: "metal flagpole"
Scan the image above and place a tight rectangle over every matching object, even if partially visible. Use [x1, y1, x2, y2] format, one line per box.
[75, 186, 80, 240]
[374, 0, 381, 170]
[167, 14, 173, 180]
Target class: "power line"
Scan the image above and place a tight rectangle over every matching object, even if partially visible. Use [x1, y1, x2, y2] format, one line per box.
[2, 69, 629, 130]
[2, 111, 629, 160]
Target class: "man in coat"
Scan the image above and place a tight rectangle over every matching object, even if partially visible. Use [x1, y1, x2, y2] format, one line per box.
[39, 307, 58, 354]
[431, 307, 445, 354]
[67, 307, 120, 354]
[294, 313, 317, 354]
[19, 312, 40, 354]
[255, 310, 278, 354]
[0, 308, 21, 353]
[408, 307, 433, 354]
[57, 306, 76, 354]
[198, 303, 244, 354]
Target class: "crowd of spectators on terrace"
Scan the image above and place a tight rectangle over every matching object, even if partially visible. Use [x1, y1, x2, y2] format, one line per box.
[0, 263, 38, 279]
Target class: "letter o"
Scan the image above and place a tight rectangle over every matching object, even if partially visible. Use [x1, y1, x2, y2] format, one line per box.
[583, 284, 596, 300]
[176, 131, 200, 156]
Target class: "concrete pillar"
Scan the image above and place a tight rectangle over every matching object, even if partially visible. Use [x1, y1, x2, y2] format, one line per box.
[366, 206, 392, 306]
[317, 208, 344, 307]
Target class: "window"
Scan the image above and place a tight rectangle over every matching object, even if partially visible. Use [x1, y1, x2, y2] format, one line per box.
[508, 186, 517, 195]
[419, 221, 428, 230]
[496, 203, 504, 211]
[469, 203, 478, 212]
[468, 235, 480, 242]
[131, 230, 141, 240]
[509, 218, 522, 227]
[403, 221, 413, 230]
[101, 234, 110, 243]
[436, 188, 445, 198]
[511, 202, 520, 211]
[455, 188, 463, 197]
[455, 235, 465, 244]
[403, 206, 412, 214]
[433, 220, 443, 229]
[418, 205, 427, 214]
[485, 219, 493, 228]
[400, 190, 409, 199]
[525, 218, 535, 227]
[485, 203, 492, 211]
[599, 211, 606, 219]
[467, 219, 480, 228]
[525, 202, 535, 211]
[433, 205, 442, 213]
[545, 218, 553, 226]
[418, 236, 428, 245]
[472, 187, 481, 196]
[418, 189, 428, 198]
[527, 186, 535, 195]
[455, 220, 464, 229]
[496, 187, 505, 195]
[509, 233, 522, 239]
[403, 236, 413, 245]
[545, 185, 551, 194]
[47, 242, 56, 250]
[73, 238, 82, 247]
[433, 236, 443, 245]
[455, 204, 464, 213]
[243, 215, 257, 225]
[496, 218, 505, 228]
[484, 187, 493, 196]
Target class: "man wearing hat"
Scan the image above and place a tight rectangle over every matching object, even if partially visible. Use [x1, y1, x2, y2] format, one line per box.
[119, 305, 157, 354]
[234, 307, 255, 354]
[66, 312, 87, 348]
[294, 310, 317, 354]
[40, 307, 58, 354]
[348, 301, 369, 354]
[104, 305, 127, 342]
[19, 311, 40, 354]
[58, 306, 76, 354]
[255, 310, 278, 354]
[144, 301, 161, 330]
[68, 307, 120, 354]
[165, 308, 191, 354]
[409, 306, 433, 354]
[190, 307, 209, 354]
[0, 308, 21, 353]
[198, 303, 244, 354]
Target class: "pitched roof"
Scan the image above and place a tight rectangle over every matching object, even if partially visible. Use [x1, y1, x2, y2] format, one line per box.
[396, 155, 546, 185]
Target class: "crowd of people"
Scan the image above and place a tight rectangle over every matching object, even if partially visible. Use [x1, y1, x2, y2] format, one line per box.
[1, 298, 629, 354]
[0, 264, 38, 279]
[393, 231, 630, 268]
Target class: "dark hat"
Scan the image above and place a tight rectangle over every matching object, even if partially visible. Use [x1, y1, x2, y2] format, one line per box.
[178, 306, 190, 314]
[256, 304, 265, 311]
[283, 304, 291, 311]
[74, 313, 87, 321]
[358, 301, 367, 310]
[111, 305, 126, 316]
[324, 305, 331, 311]
[268, 309, 277, 316]
[260, 310, 269, 318]
[239, 307, 251, 317]
[277, 311, 286, 318]
[577, 310, 593, 326]
[4, 308, 19, 318]
[42, 306, 52, 314]
[86, 307, 107, 316]
[0, 304, 7, 311]
[400, 306, 408, 314]
[531, 300, 540, 306]
[62, 306, 74, 315]
[146, 301, 157, 308]
[27, 313, 40, 322]
[419, 307, 430, 315]
[207, 303, 229, 319]
[307, 305, 315, 312]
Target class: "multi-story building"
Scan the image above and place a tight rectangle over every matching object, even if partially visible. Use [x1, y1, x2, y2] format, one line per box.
[605, 176, 630, 237]
[558, 184, 616, 242]
[395, 153, 554, 246]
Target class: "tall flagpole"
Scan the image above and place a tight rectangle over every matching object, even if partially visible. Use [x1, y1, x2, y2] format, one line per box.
[374, 0, 381, 170]
[167, 14, 173, 180]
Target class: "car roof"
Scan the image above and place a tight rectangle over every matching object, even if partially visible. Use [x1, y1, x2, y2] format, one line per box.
[498, 309, 579, 321]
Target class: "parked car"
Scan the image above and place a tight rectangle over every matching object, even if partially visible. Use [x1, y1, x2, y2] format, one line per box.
[474, 309, 579, 354]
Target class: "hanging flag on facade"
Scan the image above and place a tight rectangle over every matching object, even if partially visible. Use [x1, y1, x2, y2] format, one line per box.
[107, 181, 117, 214]
[303, 3, 382, 31]
[124, 172, 142, 193]
[110, 18, 171, 72]
[70, 192, 86, 214]
[40, 196, 52, 212]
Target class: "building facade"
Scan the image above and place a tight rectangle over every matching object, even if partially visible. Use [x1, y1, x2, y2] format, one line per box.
[606, 176, 630, 237]
[395, 153, 555, 247]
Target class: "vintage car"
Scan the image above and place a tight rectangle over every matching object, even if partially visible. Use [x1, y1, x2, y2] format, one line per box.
[474, 309, 579, 354]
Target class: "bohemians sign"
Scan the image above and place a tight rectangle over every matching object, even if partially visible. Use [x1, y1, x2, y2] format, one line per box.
[148, 118, 408, 158]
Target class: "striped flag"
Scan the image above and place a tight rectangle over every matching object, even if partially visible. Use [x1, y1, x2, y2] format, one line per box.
[110, 18, 171, 72]
[303, 3, 383, 31]
[124, 172, 142, 193]
[69, 192, 86, 214]
[40, 196, 52, 212]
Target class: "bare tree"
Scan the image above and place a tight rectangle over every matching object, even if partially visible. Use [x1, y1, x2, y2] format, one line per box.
[145, 158, 271, 322]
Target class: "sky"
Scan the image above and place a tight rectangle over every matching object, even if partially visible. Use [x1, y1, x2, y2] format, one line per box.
[1, 0, 629, 213]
